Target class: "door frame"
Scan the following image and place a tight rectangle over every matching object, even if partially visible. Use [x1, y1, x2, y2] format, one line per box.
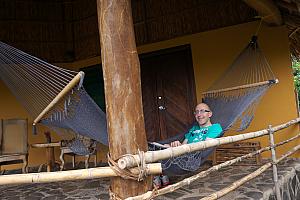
[139, 44, 198, 140]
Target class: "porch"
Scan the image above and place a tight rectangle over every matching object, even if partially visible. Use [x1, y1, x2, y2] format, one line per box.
[0, 158, 299, 200]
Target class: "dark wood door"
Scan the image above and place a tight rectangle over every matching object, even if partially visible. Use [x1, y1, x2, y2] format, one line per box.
[140, 45, 197, 142]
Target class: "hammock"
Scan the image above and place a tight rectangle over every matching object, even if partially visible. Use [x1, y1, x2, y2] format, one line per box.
[0, 36, 277, 174]
[0, 41, 108, 155]
[203, 36, 277, 132]
[149, 36, 278, 176]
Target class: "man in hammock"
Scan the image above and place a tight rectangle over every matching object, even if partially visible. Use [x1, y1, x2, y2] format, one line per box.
[166, 103, 223, 147]
[154, 103, 223, 188]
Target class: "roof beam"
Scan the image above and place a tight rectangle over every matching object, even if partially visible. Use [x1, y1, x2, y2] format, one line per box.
[243, 0, 283, 26]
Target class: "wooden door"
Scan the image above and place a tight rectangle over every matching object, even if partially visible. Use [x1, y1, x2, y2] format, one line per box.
[140, 45, 197, 142]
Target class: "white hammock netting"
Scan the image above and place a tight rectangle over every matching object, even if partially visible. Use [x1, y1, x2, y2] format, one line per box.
[203, 35, 277, 132]
[0, 42, 108, 153]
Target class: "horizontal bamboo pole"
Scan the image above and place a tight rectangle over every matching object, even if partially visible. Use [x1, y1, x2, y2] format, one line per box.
[201, 143, 300, 200]
[33, 71, 84, 125]
[202, 79, 278, 95]
[126, 142, 271, 200]
[275, 132, 300, 147]
[276, 144, 300, 163]
[119, 117, 300, 169]
[31, 142, 61, 148]
[127, 132, 300, 200]
[202, 163, 272, 200]
[126, 135, 300, 200]
[0, 163, 162, 185]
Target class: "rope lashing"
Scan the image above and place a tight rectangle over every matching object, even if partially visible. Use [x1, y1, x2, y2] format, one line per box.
[107, 149, 148, 181]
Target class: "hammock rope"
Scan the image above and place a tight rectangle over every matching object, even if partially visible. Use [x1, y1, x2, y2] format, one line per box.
[0, 41, 77, 118]
[0, 41, 108, 154]
[203, 36, 277, 132]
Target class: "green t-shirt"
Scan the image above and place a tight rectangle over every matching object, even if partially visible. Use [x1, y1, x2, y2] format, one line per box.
[184, 123, 223, 144]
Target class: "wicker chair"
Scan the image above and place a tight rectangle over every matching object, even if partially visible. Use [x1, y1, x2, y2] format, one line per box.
[59, 139, 97, 171]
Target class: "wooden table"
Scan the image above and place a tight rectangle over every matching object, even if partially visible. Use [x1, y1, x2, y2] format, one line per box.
[32, 132, 62, 172]
[31, 142, 61, 172]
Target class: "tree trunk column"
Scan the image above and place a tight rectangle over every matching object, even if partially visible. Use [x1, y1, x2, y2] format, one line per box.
[96, 0, 151, 198]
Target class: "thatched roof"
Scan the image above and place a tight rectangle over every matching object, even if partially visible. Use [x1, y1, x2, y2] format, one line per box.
[0, 0, 299, 62]
[275, 0, 300, 59]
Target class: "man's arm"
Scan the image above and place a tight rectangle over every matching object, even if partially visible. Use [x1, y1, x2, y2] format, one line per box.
[169, 139, 187, 147]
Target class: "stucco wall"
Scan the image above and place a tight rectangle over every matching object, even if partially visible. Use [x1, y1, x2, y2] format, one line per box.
[137, 21, 299, 158]
[0, 21, 298, 170]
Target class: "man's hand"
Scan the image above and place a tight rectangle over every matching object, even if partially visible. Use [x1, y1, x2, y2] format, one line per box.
[170, 140, 182, 147]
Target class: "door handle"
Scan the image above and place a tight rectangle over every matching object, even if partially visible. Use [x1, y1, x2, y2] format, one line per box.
[158, 106, 166, 110]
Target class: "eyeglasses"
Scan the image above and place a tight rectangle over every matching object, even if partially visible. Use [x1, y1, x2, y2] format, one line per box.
[194, 109, 211, 115]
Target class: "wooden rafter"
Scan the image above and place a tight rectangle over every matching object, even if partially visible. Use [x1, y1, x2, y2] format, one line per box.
[243, 0, 283, 26]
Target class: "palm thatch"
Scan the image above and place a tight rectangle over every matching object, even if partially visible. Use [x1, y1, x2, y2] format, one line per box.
[275, 0, 300, 59]
[0, 0, 299, 61]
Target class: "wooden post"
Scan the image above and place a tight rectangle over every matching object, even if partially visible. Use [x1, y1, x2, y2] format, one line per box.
[96, 0, 152, 198]
[268, 125, 281, 200]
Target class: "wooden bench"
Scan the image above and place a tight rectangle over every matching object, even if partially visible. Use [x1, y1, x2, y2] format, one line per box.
[0, 119, 28, 173]
[212, 141, 262, 165]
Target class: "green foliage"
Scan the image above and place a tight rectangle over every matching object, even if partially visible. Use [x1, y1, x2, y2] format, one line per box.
[291, 61, 300, 103]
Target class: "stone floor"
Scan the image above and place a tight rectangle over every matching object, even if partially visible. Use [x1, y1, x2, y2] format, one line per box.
[0, 158, 299, 200]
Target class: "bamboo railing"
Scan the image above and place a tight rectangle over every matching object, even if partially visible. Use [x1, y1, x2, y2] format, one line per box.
[0, 163, 162, 185]
[118, 117, 300, 169]
[0, 117, 299, 199]
[125, 117, 300, 200]
[125, 132, 300, 200]
[201, 144, 300, 200]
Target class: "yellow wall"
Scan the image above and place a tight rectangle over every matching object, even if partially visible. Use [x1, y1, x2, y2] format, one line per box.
[0, 21, 299, 171]
[137, 21, 299, 158]
[0, 81, 71, 170]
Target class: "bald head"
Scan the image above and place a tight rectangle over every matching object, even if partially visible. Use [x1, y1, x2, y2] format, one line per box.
[195, 103, 211, 111]
[194, 103, 212, 127]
